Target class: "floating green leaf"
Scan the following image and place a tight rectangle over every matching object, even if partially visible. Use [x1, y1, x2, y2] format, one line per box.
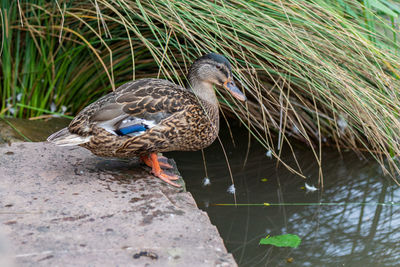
[259, 234, 301, 248]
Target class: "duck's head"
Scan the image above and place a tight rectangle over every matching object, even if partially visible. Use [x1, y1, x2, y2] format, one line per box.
[187, 53, 247, 103]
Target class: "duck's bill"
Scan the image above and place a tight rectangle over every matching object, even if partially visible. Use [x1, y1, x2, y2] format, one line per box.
[224, 80, 247, 102]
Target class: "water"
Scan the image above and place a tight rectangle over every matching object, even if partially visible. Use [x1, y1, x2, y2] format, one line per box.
[2, 118, 400, 266]
[0, 118, 70, 142]
[169, 123, 400, 266]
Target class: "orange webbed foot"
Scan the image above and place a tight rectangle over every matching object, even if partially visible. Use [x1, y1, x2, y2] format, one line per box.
[153, 171, 181, 187]
[141, 153, 181, 188]
[156, 155, 174, 169]
[140, 154, 173, 169]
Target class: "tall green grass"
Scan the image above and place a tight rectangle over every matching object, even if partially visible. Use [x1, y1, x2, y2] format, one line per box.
[1, 0, 400, 183]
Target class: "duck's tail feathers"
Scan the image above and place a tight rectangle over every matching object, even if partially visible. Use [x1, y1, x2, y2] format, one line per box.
[47, 127, 91, 146]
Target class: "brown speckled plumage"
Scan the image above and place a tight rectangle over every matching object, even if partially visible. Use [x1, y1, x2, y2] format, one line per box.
[47, 53, 245, 187]
[71, 79, 219, 157]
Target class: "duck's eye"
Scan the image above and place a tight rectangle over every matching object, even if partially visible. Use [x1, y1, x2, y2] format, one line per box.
[216, 65, 222, 70]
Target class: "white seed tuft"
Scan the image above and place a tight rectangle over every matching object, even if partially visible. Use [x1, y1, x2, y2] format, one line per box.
[202, 177, 211, 186]
[305, 183, 317, 192]
[227, 184, 235, 194]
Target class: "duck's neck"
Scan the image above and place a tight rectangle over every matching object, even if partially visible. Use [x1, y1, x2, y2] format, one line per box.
[187, 77, 218, 106]
[187, 72, 220, 136]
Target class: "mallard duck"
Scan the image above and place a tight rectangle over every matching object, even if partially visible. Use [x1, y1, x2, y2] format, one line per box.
[47, 53, 246, 187]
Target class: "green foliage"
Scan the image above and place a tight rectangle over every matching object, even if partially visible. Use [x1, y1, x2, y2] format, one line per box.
[259, 234, 301, 248]
[1, 0, 400, 181]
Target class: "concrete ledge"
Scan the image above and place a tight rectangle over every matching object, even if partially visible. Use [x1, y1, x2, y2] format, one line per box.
[0, 142, 236, 266]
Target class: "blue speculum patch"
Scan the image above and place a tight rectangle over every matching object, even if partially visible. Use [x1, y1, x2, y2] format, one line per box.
[116, 124, 147, 135]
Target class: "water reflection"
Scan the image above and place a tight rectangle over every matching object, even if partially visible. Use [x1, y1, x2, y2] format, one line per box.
[170, 125, 400, 266]
[0, 118, 70, 142]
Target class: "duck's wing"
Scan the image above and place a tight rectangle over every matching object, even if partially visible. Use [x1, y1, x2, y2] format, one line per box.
[69, 79, 194, 138]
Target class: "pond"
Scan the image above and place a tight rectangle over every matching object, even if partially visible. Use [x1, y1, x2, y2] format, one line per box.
[2, 118, 399, 266]
[169, 121, 400, 266]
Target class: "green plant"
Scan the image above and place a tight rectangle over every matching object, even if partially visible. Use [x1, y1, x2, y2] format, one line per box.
[1, 0, 400, 183]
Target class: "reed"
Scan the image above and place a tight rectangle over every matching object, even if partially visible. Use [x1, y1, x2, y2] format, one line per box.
[1, 0, 400, 182]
